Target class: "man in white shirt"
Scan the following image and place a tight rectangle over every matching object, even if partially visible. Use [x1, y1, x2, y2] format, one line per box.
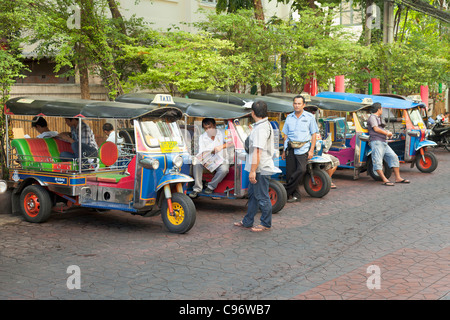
[190, 118, 230, 198]
[103, 123, 124, 145]
[31, 116, 58, 138]
[234, 100, 280, 232]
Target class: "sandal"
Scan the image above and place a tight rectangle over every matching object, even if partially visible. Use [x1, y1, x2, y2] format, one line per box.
[330, 182, 337, 189]
[396, 179, 410, 184]
[234, 221, 251, 228]
[382, 181, 395, 186]
[251, 225, 270, 232]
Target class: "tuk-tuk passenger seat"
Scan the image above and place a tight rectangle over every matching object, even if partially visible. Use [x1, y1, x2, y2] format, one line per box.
[11, 138, 74, 171]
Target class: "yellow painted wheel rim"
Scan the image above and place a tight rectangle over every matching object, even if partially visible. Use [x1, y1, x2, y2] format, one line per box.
[167, 202, 185, 225]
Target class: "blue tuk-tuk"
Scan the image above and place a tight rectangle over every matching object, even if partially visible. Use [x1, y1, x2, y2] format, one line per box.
[185, 90, 333, 198]
[0, 95, 196, 234]
[317, 92, 438, 174]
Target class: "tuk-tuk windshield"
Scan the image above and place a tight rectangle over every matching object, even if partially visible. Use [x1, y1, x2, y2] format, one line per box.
[356, 109, 371, 130]
[408, 108, 426, 129]
[335, 118, 347, 139]
[140, 120, 185, 148]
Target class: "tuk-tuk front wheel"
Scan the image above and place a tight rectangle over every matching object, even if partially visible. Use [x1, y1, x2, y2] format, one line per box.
[367, 158, 392, 181]
[19, 185, 52, 223]
[161, 192, 196, 234]
[268, 180, 287, 214]
[304, 168, 331, 198]
[416, 151, 438, 173]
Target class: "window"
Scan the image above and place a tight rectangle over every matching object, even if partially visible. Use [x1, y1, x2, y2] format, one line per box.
[201, 0, 217, 5]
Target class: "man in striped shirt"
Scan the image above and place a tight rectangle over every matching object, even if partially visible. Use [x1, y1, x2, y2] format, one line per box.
[59, 118, 98, 161]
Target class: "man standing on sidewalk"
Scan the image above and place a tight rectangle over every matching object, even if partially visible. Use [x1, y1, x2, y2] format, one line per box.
[282, 95, 319, 202]
[234, 101, 280, 232]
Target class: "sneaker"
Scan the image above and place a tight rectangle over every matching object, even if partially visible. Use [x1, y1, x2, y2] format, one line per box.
[189, 191, 199, 198]
[204, 187, 214, 194]
[287, 195, 300, 203]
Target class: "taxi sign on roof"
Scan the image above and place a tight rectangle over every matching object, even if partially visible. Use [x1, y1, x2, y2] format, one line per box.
[151, 94, 175, 105]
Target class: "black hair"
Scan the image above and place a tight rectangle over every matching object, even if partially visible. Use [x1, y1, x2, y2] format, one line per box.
[202, 118, 216, 128]
[251, 100, 268, 118]
[103, 123, 114, 132]
[31, 116, 47, 128]
[293, 95, 305, 104]
[370, 102, 382, 113]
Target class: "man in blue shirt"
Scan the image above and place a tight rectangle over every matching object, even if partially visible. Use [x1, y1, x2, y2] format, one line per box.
[282, 95, 319, 202]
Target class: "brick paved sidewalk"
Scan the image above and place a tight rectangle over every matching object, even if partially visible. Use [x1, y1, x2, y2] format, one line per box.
[0, 149, 449, 300]
[292, 247, 450, 300]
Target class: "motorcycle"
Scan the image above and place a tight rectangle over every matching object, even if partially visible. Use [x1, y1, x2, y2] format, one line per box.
[427, 119, 450, 152]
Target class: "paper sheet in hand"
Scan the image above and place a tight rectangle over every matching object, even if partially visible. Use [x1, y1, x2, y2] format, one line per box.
[196, 151, 223, 172]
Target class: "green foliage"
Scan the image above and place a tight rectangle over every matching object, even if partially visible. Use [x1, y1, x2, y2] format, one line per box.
[195, 9, 287, 90]
[216, 0, 254, 13]
[123, 31, 252, 95]
[0, 0, 34, 179]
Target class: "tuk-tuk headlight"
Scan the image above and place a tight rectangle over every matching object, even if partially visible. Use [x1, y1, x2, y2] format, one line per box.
[0, 180, 7, 194]
[315, 140, 323, 152]
[139, 158, 159, 170]
[173, 155, 183, 169]
[151, 159, 160, 170]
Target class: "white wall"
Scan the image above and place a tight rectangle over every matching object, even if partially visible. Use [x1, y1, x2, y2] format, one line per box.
[118, 0, 292, 32]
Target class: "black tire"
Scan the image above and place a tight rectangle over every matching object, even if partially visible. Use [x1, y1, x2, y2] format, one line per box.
[19, 185, 52, 223]
[415, 151, 438, 173]
[161, 192, 196, 234]
[443, 135, 450, 152]
[303, 168, 331, 198]
[367, 157, 392, 181]
[268, 180, 287, 214]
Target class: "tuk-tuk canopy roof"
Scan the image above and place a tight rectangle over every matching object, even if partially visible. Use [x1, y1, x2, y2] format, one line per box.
[5, 96, 183, 120]
[186, 90, 295, 113]
[116, 93, 251, 119]
[316, 92, 426, 110]
[267, 92, 366, 112]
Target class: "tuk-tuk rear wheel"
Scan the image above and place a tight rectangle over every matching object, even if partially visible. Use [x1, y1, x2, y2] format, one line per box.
[268, 180, 287, 214]
[161, 192, 196, 234]
[19, 185, 52, 223]
[367, 158, 392, 181]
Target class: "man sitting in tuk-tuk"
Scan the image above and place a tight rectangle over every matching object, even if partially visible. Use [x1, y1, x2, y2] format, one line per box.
[31, 116, 58, 139]
[190, 118, 230, 198]
[58, 117, 98, 161]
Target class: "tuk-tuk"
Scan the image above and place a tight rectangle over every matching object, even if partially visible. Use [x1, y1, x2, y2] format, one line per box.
[317, 92, 438, 174]
[116, 93, 288, 213]
[185, 90, 333, 198]
[0, 95, 196, 234]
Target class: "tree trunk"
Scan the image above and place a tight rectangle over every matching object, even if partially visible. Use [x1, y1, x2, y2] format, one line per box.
[253, 0, 264, 21]
[78, 8, 90, 99]
[107, 0, 127, 35]
[79, 65, 90, 100]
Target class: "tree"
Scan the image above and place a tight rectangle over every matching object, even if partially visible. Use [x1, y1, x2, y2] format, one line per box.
[29, 0, 146, 100]
[195, 9, 286, 93]
[122, 30, 252, 95]
[216, 0, 265, 20]
[0, 0, 33, 179]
